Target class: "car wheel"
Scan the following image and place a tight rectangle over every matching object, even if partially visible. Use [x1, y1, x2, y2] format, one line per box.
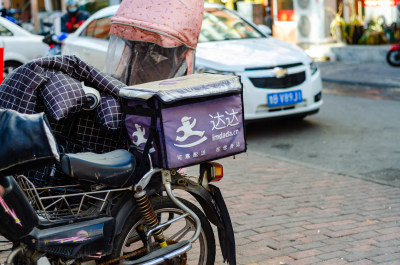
[3, 61, 23, 79]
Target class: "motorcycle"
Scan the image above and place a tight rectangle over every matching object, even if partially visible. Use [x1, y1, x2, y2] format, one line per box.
[41, 22, 68, 56]
[0, 1, 245, 264]
[42, 32, 68, 56]
[0, 55, 244, 265]
[386, 42, 400, 67]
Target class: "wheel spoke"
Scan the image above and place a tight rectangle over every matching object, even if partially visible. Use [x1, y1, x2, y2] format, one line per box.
[167, 218, 194, 242]
[113, 197, 215, 265]
[125, 234, 141, 246]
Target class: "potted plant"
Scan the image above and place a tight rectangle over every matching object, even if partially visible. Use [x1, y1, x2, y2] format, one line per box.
[343, 0, 365, 44]
[345, 17, 365, 44]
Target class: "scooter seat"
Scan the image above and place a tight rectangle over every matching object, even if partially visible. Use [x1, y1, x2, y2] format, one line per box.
[61, 149, 136, 188]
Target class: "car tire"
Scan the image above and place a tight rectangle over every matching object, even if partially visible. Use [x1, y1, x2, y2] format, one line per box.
[3, 61, 23, 79]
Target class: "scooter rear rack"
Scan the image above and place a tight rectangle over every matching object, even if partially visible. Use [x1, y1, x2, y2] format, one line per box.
[16, 175, 131, 222]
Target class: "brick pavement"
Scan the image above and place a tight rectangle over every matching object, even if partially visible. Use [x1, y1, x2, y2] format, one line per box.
[1, 152, 400, 264]
[214, 152, 400, 265]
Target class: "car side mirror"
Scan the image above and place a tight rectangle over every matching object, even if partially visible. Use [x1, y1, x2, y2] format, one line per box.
[257, 25, 272, 36]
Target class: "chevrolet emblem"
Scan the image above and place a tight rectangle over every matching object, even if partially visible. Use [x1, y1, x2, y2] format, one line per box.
[273, 67, 288, 78]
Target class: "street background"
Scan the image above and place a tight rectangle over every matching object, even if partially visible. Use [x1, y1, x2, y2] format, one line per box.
[246, 54, 400, 189]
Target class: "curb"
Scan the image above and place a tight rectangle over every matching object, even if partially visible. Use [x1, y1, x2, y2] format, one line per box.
[248, 150, 400, 189]
[321, 77, 400, 88]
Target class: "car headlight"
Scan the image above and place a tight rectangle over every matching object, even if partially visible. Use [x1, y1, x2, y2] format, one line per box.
[309, 61, 318, 75]
[195, 66, 235, 75]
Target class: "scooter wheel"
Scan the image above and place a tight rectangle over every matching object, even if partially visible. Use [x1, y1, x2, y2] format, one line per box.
[109, 196, 216, 265]
[386, 50, 400, 67]
[3, 61, 22, 79]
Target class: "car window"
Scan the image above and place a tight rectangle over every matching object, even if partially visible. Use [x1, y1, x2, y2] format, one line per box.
[0, 24, 13, 36]
[80, 16, 111, 40]
[199, 8, 264, 42]
[81, 19, 95, 38]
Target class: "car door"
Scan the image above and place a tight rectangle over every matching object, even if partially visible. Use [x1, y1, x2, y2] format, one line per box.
[0, 20, 47, 65]
[63, 16, 111, 71]
[0, 22, 21, 63]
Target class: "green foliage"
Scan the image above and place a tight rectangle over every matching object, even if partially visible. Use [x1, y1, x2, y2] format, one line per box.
[81, 0, 108, 14]
[350, 16, 364, 26]
[357, 17, 388, 44]
[329, 3, 346, 41]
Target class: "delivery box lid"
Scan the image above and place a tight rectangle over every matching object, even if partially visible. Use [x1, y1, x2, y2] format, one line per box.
[118, 73, 242, 103]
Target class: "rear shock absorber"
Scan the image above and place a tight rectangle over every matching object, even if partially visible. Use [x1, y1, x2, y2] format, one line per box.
[134, 188, 167, 248]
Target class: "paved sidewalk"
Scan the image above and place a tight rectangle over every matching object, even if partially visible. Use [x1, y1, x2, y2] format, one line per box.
[317, 61, 400, 88]
[2, 152, 400, 264]
[308, 43, 400, 89]
[214, 152, 400, 264]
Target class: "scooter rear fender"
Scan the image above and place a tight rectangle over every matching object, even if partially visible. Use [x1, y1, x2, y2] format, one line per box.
[168, 177, 236, 264]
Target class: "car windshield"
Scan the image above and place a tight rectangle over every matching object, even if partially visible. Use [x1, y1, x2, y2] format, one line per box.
[199, 8, 264, 42]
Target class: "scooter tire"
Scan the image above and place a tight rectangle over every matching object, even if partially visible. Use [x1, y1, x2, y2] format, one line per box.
[3, 61, 22, 79]
[386, 50, 400, 67]
[109, 196, 216, 265]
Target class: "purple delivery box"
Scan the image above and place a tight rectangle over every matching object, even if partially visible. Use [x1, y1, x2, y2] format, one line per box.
[119, 73, 246, 169]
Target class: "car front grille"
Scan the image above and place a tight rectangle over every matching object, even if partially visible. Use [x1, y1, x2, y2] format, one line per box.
[249, 71, 306, 89]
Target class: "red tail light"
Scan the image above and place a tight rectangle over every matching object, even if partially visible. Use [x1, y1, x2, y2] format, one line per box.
[200, 162, 224, 182]
[210, 162, 223, 182]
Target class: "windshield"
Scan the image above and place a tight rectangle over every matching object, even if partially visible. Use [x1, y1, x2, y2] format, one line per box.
[105, 35, 189, 86]
[199, 8, 264, 42]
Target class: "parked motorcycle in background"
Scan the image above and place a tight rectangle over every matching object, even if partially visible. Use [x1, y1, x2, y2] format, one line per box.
[42, 32, 68, 55]
[386, 42, 400, 67]
[41, 22, 68, 56]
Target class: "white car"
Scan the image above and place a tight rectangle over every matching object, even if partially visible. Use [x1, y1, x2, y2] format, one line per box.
[0, 17, 49, 77]
[62, 3, 323, 121]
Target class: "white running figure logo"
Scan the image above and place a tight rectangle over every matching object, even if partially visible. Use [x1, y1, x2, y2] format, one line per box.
[131, 124, 155, 152]
[174, 116, 207, 148]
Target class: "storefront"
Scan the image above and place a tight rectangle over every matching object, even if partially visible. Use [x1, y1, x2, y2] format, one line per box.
[271, 0, 333, 45]
[2, 0, 111, 33]
[363, 0, 399, 25]
[231, 0, 335, 45]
